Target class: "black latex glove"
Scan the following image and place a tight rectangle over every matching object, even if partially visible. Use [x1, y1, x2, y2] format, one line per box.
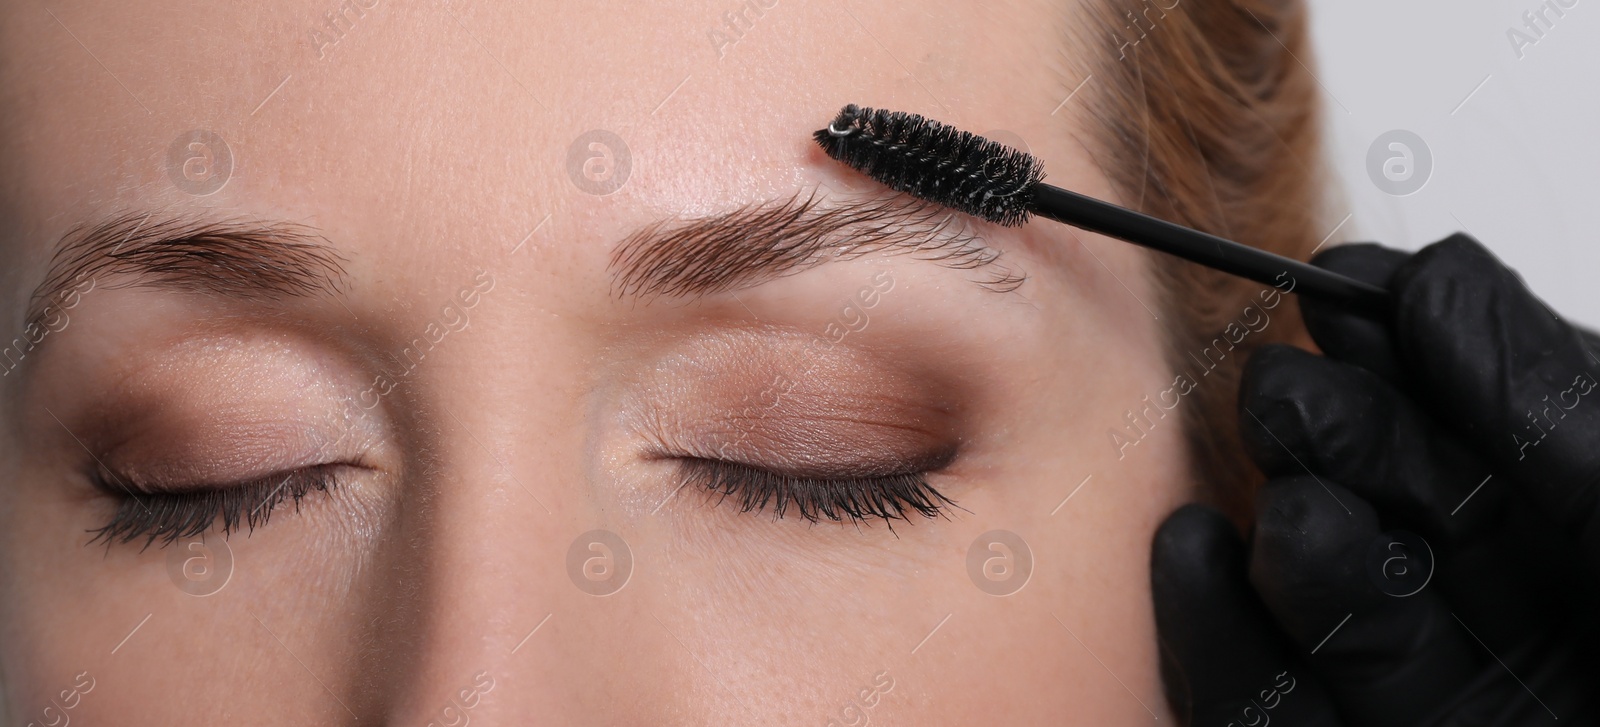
[1151, 234, 1600, 726]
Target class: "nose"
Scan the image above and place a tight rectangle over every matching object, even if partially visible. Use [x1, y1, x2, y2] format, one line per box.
[370, 330, 690, 726]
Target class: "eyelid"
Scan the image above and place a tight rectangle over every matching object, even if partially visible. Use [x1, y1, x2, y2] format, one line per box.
[678, 445, 958, 480]
[676, 454, 961, 527]
[87, 462, 349, 549]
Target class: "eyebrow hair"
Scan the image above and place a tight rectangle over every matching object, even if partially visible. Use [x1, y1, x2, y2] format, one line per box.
[608, 191, 1025, 300]
[26, 211, 349, 329]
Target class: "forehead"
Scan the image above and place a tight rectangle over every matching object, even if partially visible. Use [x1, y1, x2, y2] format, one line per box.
[0, 0, 1082, 295]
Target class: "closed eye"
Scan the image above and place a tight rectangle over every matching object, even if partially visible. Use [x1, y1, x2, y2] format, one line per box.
[676, 454, 961, 529]
[87, 463, 349, 550]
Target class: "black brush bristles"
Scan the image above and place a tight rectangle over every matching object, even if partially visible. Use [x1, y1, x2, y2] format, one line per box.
[812, 103, 1396, 317]
[813, 104, 1044, 227]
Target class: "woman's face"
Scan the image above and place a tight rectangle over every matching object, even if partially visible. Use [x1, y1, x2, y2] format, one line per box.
[0, 1, 1191, 723]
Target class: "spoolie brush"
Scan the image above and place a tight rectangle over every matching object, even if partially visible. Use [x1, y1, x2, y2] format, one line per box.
[815, 104, 1391, 316]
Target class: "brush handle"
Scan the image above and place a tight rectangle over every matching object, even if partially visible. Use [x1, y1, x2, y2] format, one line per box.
[1030, 183, 1391, 317]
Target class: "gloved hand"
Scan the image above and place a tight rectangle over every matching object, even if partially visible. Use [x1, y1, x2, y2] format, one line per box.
[1150, 234, 1600, 726]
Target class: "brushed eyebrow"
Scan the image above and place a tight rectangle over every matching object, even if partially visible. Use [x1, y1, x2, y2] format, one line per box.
[608, 190, 1025, 300]
[25, 211, 349, 330]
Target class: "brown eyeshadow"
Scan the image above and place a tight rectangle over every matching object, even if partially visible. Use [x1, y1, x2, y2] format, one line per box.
[625, 328, 963, 475]
[39, 331, 378, 488]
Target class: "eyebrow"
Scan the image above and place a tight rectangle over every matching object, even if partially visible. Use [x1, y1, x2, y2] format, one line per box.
[25, 211, 349, 329]
[608, 191, 1024, 300]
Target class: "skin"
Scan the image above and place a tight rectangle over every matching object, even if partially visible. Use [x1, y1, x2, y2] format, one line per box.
[0, 0, 1194, 724]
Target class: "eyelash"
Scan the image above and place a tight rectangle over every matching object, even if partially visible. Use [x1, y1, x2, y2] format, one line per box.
[678, 457, 960, 528]
[84, 452, 953, 545]
[87, 464, 343, 550]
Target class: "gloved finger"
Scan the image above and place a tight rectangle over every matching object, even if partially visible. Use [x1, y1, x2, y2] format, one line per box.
[1151, 504, 1341, 727]
[1390, 233, 1600, 568]
[1239, 344, 1501, 543]
[1249, 477, 1485, 727]
[1300, 243, 1412, 385]
[1239, 344, 1582, 649]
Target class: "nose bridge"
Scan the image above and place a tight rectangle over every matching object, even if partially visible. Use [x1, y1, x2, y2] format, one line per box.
[371, 309, 674, 725]
[384, 377, 573, 722]
[367, 267, 727, 724]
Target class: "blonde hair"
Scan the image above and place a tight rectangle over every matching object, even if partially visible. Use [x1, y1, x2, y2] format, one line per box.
[1065, 0, 1328, 523]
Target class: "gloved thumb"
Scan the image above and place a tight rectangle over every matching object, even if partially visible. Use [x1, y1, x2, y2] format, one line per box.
[1300, 243, 1412, 385]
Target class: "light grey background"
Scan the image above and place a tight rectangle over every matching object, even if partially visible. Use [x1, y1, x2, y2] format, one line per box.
[1308, 0, 1598, 325]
